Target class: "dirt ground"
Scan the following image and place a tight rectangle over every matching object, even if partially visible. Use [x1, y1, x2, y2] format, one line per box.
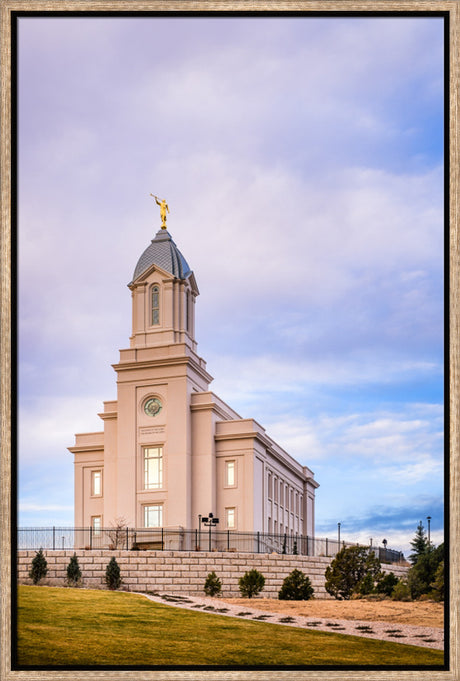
[221, 597, 444, 628]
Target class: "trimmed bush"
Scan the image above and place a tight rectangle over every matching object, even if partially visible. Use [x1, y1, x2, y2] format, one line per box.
[204, 571, 222, 597]
[66, 553, 82, 586]
[238, 569, 265, 598]
[105, 556, 122, 590]
[29, 549, 48, 585]
[278, 569, 314, 601]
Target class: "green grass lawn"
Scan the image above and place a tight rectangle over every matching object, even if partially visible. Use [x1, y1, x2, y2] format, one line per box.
[17, 585, 444, 667]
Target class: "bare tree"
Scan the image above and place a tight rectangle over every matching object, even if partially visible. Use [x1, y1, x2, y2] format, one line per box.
[105, 517, 128, 549]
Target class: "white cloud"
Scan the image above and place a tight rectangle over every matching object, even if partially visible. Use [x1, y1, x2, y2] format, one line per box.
[263, 404, 443, 470]
[206, 353, 442, 406]
[19, 396, 105, 463]
[375, 456, 443, 486]
[20, 503, 73, 512]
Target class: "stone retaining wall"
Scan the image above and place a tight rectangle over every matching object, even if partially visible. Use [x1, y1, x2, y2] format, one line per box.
[18, 550, 408, 599]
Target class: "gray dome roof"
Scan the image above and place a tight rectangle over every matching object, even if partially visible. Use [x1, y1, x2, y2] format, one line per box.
[131, 229, 192, 283]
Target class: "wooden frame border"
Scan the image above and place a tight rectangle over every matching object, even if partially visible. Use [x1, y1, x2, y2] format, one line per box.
[1, 3, 458, 679]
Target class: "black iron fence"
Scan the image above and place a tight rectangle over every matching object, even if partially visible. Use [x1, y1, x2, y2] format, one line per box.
[17, 527, 404, 563]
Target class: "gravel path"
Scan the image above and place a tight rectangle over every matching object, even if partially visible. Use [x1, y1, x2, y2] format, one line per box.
[136, 591, 444, 651]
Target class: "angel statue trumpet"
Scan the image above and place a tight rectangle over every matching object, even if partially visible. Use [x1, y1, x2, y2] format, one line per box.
[150, 194, 170, 229]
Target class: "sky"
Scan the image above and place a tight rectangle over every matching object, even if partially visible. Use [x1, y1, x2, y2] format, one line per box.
[16, 14, 445, 557]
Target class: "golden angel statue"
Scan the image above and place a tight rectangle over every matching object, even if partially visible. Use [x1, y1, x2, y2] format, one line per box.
[150, 194, 170, 229]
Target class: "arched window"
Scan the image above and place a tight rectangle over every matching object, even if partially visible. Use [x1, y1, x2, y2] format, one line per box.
[151, 285, 160, 325]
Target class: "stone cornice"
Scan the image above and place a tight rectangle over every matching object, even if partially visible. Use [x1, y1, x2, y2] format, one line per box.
[191, 403, 231, 420]
[68, 445, 104, 454]
[97, 411, 118, 421]
[190, 399, 235, 421]
[112, 354, 213, 385]
[216, 421, 316, 485]
[214, 429, 259, 443]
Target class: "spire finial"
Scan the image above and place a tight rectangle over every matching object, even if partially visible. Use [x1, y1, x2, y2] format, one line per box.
[150, 193, 170, 229]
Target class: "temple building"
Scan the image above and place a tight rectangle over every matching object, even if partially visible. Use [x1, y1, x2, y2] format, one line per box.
[69, 204, 319, 547]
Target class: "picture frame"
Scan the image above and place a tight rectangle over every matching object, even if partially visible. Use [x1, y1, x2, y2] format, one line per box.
[1, 2, 458, 679]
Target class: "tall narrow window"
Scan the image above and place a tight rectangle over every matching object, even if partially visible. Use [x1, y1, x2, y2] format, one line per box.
[186, 291, 190, 332]
[91, 471, 102, 496]
[225, 460, 235, 487]
[226, 507, 236, 529]
[144, 504, 162, 528]
[144, 447, 163, 489]
[151, 285, 160, 325]
[92, 516, 102, 536]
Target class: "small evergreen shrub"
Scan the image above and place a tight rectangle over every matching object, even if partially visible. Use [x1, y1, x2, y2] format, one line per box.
[29, 548, 48, 585]
[407, 543, 444, 599]
[325, 546, 382, 600]
[430, 561, 444, 602]
[391, 580, 412, 601]
[204, 571, 222, 597]
[238, 569, 265, 598]
[376, 572, 399, 597]
[278, 569, 314, 601]
[105, 556, 122, 590]
[293, 539, 298, 555]
[357, 573, 375, 596]
[66, 553, 82, 586]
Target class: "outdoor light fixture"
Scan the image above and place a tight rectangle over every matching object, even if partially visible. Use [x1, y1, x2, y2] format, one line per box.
[427, 516, 432, 545]
[382, 538, 388, 561]
[201, 512, 219, 550]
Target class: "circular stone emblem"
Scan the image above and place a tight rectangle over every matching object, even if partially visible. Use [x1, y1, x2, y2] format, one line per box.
[144, 397, 162, 417]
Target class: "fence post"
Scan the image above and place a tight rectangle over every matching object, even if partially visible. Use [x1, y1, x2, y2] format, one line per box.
[161, 527, 164, 550]
[90, 525, 92, 550]
[53, 526, 55, 551]
[326, 537, 328, 557]
[126, 527, 129, 550]
[227, 530, 230, 550]
[257, 531, 260, 553]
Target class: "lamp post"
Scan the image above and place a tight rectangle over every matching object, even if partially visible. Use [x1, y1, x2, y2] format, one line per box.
[427, 516, 432, 545]
[382, 538, 387, 562]
[337, 522, 341, 547]
[201, 512, 219, 551]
